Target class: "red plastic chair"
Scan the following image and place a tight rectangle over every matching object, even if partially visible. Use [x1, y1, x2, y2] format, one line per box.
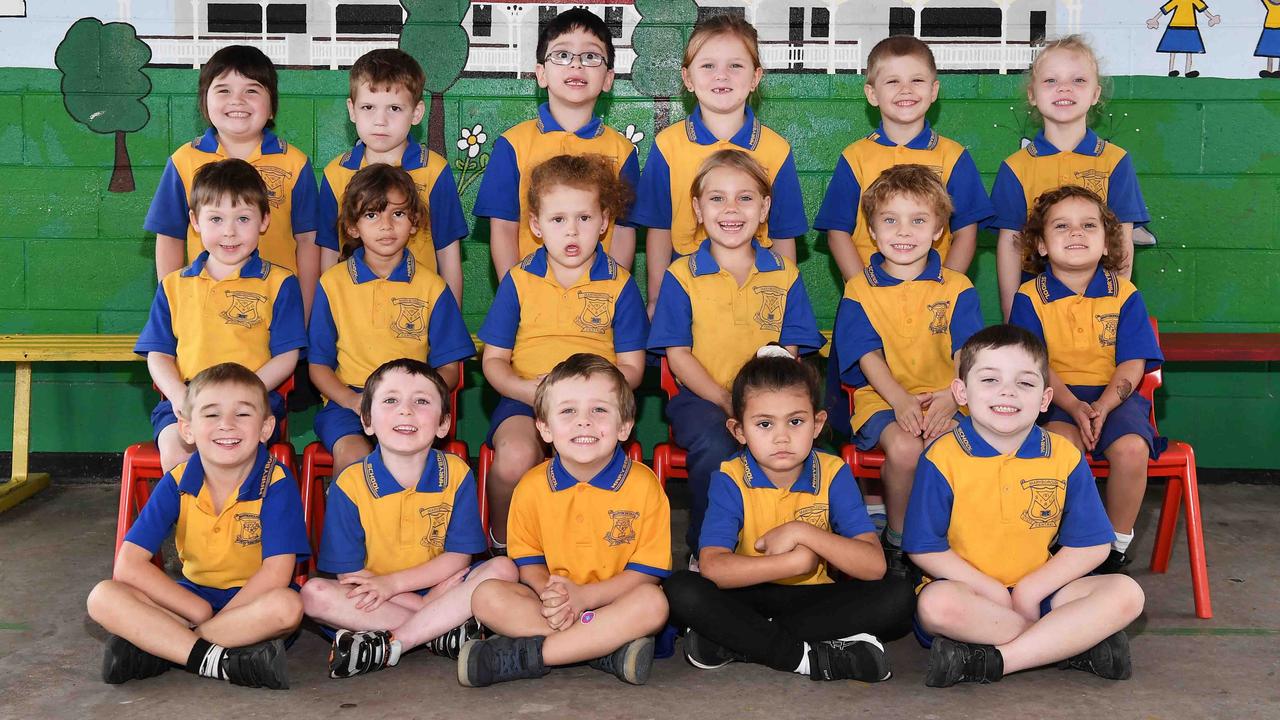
[838, 385, 887, 500]
[651, 358, 688, 488]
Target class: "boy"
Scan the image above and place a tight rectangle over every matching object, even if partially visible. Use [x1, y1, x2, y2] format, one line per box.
[86, 363, 311, 689]
[460, 354, 670, 687]
[301, 359, 517, 678]
[473, 8, 641, 277]
[135, 159, 307, 473]
[316, 48, 469, 302]
[832, 165, 983, 577]
[903, 325, 1145, 687]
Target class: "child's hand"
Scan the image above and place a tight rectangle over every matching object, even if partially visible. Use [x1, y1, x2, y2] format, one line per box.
[716, 389, 734, 418]
[541, 575, 587, 623]
[922, 390, 959, 443]
[754, 521, 813, 556]
[1069, 400, 1100, 451]
[339, 388, 362, 412]
[890, 393, 927, 437]
[970, 575, 1016, 609]
[169, 386, 188, 416]
[1009, 583, 1048, 623]
[786, 545, 821, 577]
[340, 572, 398, 612]
[1087, 401, 1112, 447]
[431, 566, 469, 596]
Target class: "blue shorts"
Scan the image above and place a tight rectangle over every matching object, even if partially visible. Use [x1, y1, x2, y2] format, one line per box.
[1256, 28, 1280, 58]
[177, 579, 242, 613]
[314, 395, 368, 451]
[912, 581, 1057, 648]
[1157, 26, 1205, 54]
[1042, 384, 1167, 462]
[151, 391, 286, 442]
[853, 408, 965, 452]
[485, 396, 535, 446]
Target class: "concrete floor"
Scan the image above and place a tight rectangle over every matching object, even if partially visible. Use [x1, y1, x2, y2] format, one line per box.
[1, 481, 1277, 720]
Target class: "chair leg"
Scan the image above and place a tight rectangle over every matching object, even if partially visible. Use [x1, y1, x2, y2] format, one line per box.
[1178, 446, 1213, 619]
[1150, 475, 1183, 574]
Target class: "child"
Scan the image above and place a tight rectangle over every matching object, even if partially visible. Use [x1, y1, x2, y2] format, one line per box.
[301, 359, 518, 678]
[145, 45, 321, 315]
[134, 159, 306, 472]
[461, 353, 671, 687]
[86, 363, 310, 689]
[316, 49, 469, 302]
[664, 353, 915, 681]
[632, 13, 809, 313]
[309, 164, 476, 474]
[990, 36, 1149, 318]
[903, 325, 1144, 687]
[648, 149, 824, 559]
[1009, 185, 1165, 573]
[831, 165, 983, 575]
[814, 35, 993, 279]
[478, 154, 648, 549]
[473, 8, 641, 278]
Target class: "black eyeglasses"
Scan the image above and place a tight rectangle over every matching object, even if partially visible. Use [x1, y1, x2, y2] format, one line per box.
[543, 50, 608, 68]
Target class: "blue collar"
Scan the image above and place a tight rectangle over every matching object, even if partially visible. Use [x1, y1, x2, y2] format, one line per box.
[863, 249, 944, 287]
[685, 106, 761, 149]
[741, 449, 821, 494]
[344, 246, 415, 284]
[869, 121, 937, 150]
[518, 244, 617, 282]
[536, 102, 605, 139]
[359, 448, 447, 498]
[181, 250, 269, 279]
[546, 446, 631, 492]
[687, 238, 784, 277]
[950, 416, 1052, 459]
[177, 444, 274, 501]
[340, 139, 429, 171]
[193, 127, 286, 156]
[1029, 128, 1105, 158]
[1033, 264, 1120, 303]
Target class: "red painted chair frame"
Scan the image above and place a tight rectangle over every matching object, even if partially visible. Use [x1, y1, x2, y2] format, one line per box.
[650, 357, 688, 489]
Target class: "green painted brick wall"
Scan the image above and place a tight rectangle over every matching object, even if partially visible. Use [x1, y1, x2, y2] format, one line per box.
[0, 68, 1276, 467]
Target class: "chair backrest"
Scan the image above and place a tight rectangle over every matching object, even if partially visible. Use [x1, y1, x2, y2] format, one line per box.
[659, 356, 679, 400]
[445, 372, 464, 441]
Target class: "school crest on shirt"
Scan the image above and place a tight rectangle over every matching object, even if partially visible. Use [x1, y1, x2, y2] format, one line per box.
[1096, 313, 1119, 347]
[234, 513, 262, 546]
[927, 300, 951, 335]
[753, 285, 786, 332]
[1019, 478, 1064, 529]
[419, 503, 451, 548]
[391, 297, 429, 339]
[1073, 169, 1110, 198]
[256, 165, 291, 208]
[794, 504, 830, 531]
[603, 510, 639, 547]
[221, 290, 267, 328]
[575, 291, 613, 334]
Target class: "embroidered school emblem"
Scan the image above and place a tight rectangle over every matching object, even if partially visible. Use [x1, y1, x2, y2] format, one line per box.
[256, 165, 291, 208]
[753, 285, 786, 331]
[603, 510, 639, 547]
[794, 504, 830, 531]
[575, 291, 613, 334]
[234, 513, 262, 546]
[1019, 478, 1064, 529]
[927, 300, 952, 335]
[221, 290, 267, 328]
[1074, 169, 1110, 198]
[1096, 313, 1119, 347]
[391, 297, 429, 339]
[419, 504, 451, 548]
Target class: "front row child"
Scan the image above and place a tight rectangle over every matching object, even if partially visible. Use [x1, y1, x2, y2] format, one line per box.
[664, 353, 915, 682]
[462, 354, 671, 687]
[87, 363, 311, 689]
[302, 359, 518, 679]
[903, 326, 1145, 688]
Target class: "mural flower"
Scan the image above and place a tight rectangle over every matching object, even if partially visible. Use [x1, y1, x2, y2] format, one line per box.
[453, 123, 490, 196]
[457, 124, 487, 159]
[622, 124, 645, 146]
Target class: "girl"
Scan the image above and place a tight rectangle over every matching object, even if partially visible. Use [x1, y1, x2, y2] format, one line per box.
[990, 36, 1149, 319]
[663, 353, 914, 681]
[144, 45, 322, 315]
[647, 150, 824, 561]
[477, 154, 649, 549]
[1009, 185, 1166, 574]
[308, 164, 476, 474]
[631, 14, 808, 313]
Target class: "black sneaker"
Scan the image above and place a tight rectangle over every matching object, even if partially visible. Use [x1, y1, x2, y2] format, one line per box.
[457, 636, 549, 688]
[222, 639, 289, 689]
[1061, 631, 1132, 680]
[101, 635, 170, 684]
[683, 629, 738, 670]
[328, 629, 402, 679]
[1096, 549, 1132, 575]
[924, 637, 1003, 688]
[808, 633, 891, 682]
[426, 618, 487, 660]
[589, 636, 655, 685]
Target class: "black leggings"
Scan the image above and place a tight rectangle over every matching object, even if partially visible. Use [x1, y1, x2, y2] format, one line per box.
[664, 570, 916, 672]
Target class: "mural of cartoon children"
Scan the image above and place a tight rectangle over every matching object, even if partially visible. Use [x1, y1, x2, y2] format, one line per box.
[1147, 1, 1222, 77]
[1256, 0, 1280, 77]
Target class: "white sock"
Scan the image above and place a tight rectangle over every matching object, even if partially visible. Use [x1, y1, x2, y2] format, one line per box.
[1113, 530, 1134, 554]
[793, 642, 812, 675]
[198, 644, 228, 680]
[866, 503, 886, 517]
[489, 527, 506, 550]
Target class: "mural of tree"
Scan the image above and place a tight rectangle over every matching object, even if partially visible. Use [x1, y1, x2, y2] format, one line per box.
[632, 0, 697, 135]
[54, 17, 152, 193]
[400, 0, 468, 155]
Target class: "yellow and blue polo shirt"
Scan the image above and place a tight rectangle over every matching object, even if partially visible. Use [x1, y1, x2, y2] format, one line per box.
[309, 247, 476, 389]
[701, 450, 876, 586]
[134, 251, 307, 381]
[647, 239, 825, 391]
[990, 128, 1148, 233]
[902, 417, 1114, 588]
[472, 103, 641, 258]
[1162, 0, 1208, 27]
[814, 122, 993, 265]
[124, 445, 311, 590]
[1009, 265, 1163, 388]
[833, 250, 983, 434]
[477, 245, 648, 380]
[631, 106, 808, 257]
[317, 448, 486, 577]
[144, 128, 320, 272]
[508, 447, 671, 585]
[316, 140, 469, 275]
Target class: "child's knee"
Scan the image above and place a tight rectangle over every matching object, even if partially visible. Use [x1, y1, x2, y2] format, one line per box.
[661, 570, 709, 613]
[629, 583, 669, 634]
[470, 578, 515, 618]
[1106, 435, 1148, 468]
[475, 556, 519, 583]
[262, 587, 304, 629]
[492, 438, 541, 484]
[915, 582, 962, 631]
[86, 579, 123, 618]
[156, 428, 191, 472]
[299, 578, 335, 615]
[881, 432, 923, 467]
[1108, 575, 1146, 619]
